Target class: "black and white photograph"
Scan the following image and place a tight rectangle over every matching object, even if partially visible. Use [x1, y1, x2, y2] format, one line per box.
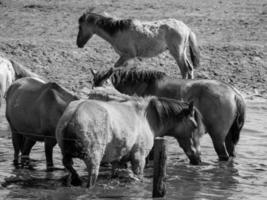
[0, 0, 266, 199]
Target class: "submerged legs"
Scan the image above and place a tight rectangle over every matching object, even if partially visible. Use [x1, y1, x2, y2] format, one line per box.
[130, 151, 146, 177]
[211, 136, 230, 161]
[225, 133, 236, 157]
[21, 138, 36, 168]
[11, 129, 24, 167]
[84, 156, 101, 188]
[44, 138, 57, 171]
[62, 155, 82, 186]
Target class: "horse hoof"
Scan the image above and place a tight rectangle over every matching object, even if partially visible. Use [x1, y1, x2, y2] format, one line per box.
[190, 160, 201, 165]
[219, 156, 229, 161]
[189, 157, 201, 165]
[13, 160, 20, 168]
[71, 176, 82, 186]
[61, 175, 72, 187]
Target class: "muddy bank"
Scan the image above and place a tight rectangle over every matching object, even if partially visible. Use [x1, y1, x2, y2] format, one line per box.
[0, 0, 266, 98]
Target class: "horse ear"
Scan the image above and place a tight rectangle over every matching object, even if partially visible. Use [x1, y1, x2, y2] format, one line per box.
[107, 67, 114, 76]
[188, 101, 194, 116]
[188, 101, 198, 128]
[90, 68, 97, 77]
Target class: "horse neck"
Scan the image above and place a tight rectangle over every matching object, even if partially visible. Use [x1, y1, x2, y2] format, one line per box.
[11, 60, 41, 80]
[156, 79, 184, 99]
[94, 22, 115, 45]
[115, 80, 157, 97]
[144, 97, 172, 138]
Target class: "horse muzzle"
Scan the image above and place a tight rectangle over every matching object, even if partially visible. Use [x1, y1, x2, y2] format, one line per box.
[189, 156, 201, 165]
[76, 40, 85, 48]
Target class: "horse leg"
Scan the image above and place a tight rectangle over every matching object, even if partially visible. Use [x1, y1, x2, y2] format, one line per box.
[145, 146, 154, 168]
[11, 131, 24, 167]
[130, 150, 146, 177]
[168, 42, 193, 79]
[111, 160, 128, 177]
[84, 156, 101, 188]
[21, 138, 36, 169]
[225, 133, 236, 157]
[62, 155, 82, 186]
[185, 57, 194, 79]
[211, 136, 229, 161]
[44, 138, 57, 171]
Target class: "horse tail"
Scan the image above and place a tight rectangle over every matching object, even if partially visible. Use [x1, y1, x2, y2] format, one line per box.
[229, 94, 246, 145]
[188, 31, 200, 68]
[56, 101, 86, 159]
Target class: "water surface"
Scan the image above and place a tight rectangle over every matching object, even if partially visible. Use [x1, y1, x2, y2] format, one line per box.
[0, 100, 266, 200]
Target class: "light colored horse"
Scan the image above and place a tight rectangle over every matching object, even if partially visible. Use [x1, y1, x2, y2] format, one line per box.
[91, 67, 246, 161]
[0, 56, 43, 107]
[56, 94, 204, 187]
[0, 57, 15, 107]
[6, 77, 78, 170]
[77, 11, 200, 79]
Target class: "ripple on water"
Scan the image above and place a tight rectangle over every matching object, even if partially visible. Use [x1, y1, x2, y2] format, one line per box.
[0, 101, 266, 199]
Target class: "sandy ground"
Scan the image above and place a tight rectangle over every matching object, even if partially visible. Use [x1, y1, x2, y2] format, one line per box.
[0, 0, 266, 98]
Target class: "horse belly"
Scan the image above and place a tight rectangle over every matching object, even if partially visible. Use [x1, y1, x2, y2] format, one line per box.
[135, 37, 167, 57]
[102, 142, 131, 163]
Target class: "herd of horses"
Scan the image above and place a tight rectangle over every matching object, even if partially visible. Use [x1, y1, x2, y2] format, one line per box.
[0, 10, 246, 188]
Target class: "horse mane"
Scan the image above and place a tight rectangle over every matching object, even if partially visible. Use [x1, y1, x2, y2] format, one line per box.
[95, 68, 167, 87]
[9, 59, 44, 81]
[146, 97, 204, 137]
[80, 12, 133, 36]
[148, 97, 190, 122]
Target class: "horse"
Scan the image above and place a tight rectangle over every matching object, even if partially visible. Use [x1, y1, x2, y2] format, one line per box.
[5, 77, 79, 171]
[0, 56, 43, 108]
[91, 67, 246, 161]
[76, 11, 200, 79]
[56, 94, 204, 187]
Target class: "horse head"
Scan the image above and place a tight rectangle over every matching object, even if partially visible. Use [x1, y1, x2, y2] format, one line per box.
[147, 98, 203, 165]
[175, 102, 204, 165]
[77, 10, 97, 48]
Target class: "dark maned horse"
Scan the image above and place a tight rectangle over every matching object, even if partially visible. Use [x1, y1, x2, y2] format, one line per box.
[56, 94, 204, 187]
[77, 11, 200, 79]
[5, 77, 78, 170]
[91, 68, 246, 161]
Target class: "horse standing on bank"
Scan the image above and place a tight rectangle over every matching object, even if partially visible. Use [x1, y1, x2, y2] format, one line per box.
[77, 11, 200, 79]
[91, 68, 246, 161]
[6, 77, 78, 170]
[56, 95, 204, 187]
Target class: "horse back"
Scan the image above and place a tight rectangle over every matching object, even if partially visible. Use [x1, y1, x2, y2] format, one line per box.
[56, 99, 152, 162]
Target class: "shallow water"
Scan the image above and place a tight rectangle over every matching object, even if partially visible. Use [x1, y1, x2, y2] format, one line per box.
[0, 99, 266, 200]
